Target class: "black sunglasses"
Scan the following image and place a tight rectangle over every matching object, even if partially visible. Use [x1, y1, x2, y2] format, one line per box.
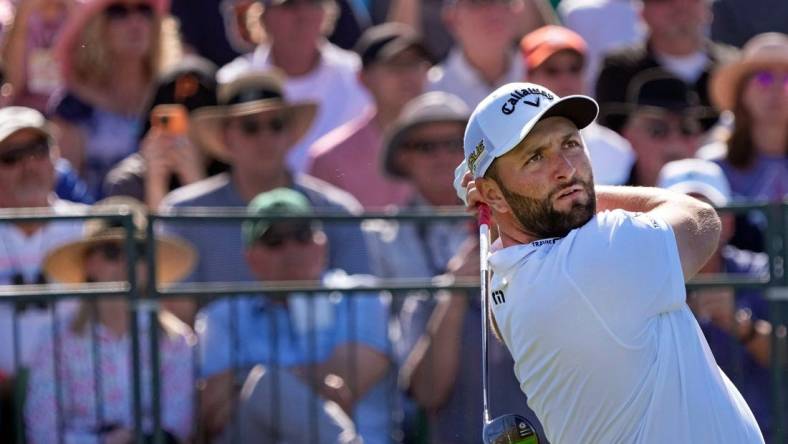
[643, 118, 700, 140]
[104, 2, 155, 20]
[401, 138, 464, 154]
[237, 116, 289, 137]
[0, 139, 50, 167]
[258, 224, 314, 249]
[87, 241, 148, 261]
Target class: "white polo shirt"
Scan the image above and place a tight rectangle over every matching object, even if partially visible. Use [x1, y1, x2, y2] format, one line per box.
[489, 210, 764, 444]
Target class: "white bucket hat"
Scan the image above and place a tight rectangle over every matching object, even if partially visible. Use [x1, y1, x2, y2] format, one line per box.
[657, 159, 731, 207]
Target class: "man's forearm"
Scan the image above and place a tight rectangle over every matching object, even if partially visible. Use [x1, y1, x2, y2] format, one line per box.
[595, 185, 683, 213]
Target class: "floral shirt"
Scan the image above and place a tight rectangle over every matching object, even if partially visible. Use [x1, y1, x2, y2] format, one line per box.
[24, 316, 194, 444]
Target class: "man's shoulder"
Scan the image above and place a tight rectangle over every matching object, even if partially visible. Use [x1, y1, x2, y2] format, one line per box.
[294, 174, 363, 214]
[309, 113, 374, 162]
[600, 42, 651, 68]
[319, 42, 363, 71]
[706, 40, 740, 65]
[161, 173, 232, 209]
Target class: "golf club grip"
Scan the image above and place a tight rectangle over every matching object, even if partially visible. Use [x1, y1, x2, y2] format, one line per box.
[478, 203, 492, 424]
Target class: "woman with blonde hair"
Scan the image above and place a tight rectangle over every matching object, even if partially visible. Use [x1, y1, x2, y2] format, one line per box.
[706, 32, 788, 251]
[50, 0, 179, 198]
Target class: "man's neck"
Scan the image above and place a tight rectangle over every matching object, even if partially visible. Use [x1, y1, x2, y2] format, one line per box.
[232, 169, 291, 202]
[6, 197, 51, 236]
[650, 35, 704, 57]
[270, 41, 321, 77]
[372, 106, 403, 133]
[462, 47, 509, 86]
[751, 121, 787, 157]
[496, 213, 539, 247]
[99, 306, 129, 337]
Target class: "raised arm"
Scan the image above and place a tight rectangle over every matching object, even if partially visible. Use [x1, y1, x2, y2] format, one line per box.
[595, 185, 721, 281]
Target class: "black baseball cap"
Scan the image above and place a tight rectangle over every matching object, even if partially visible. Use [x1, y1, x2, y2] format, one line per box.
[354, 23, 431, 69]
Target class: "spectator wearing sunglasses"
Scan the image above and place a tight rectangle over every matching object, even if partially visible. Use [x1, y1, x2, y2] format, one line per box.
[198, 188, 390, 443]
[520, 25, 635, 186]
[0, 106, 86, 440]
[604, 69, 714, 187]
[700, 32, 788, 253]
[160, 71, 372, 319]
[216, 0, 373, 175]
[26, 197, 196, 444]
[48, 0, 181, 199]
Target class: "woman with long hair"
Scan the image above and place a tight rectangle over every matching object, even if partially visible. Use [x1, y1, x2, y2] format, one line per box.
[707, 32, 788, 251]
[50, 0, 180, 198]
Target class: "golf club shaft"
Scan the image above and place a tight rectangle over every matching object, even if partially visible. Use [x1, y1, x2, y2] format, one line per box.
[479, 204, 492, 424]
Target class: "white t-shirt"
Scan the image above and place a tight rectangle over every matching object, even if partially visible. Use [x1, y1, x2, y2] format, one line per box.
[655, 51, 709, 84]
[489, 210, 764, 444]
[217, 41, 373, 174]
[582, 121, 635, 185]
[0, 199, 83, 375]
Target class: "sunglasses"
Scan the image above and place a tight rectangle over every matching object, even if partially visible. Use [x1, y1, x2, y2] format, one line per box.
[237, 116, 289, 137]
[0, 139, 50, 167]
[401, 138, 464, 154]
[752, 71, 788, 89]
[104, 2, 155, 20]
[641, 118, 701, 140]
[542, 63, 583, 77]
[86, 241, 148, 262]
[275, 0, 326, 8]
[257, 224, 315, 249]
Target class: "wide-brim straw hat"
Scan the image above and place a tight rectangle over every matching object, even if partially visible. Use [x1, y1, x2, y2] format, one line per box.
[710, 32, 788, 111]
[43, 197, 196, 284]
[55, 0, 170, 83]
[191, 71, 318, 162]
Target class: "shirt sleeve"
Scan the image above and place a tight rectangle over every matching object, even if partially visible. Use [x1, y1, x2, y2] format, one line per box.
[196, 300, 233, 378]
[160, 334, 195, 441]
[333, 291, 390, 356]
[566, 210, 686, 323]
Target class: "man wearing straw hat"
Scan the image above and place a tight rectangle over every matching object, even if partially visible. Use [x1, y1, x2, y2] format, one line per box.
[0, 105, 85, 439]
[25, 196, 196, 444]
[160, 71, 372, 320]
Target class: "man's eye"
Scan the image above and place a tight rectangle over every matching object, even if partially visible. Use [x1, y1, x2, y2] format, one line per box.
[565, 140, 581, 149]
[526, 152, 543, 164]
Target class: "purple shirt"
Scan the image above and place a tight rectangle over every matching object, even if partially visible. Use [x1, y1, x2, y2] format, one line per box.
[307, 111, 413, 209]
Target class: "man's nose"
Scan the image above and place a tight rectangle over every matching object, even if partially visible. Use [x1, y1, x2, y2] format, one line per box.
[554, 153, 577, 181]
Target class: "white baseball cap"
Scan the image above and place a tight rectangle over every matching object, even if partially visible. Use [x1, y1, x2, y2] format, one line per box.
[462, 82, 598, 179]
[0, 106, 50, 144]
[657, 158, 731, 207]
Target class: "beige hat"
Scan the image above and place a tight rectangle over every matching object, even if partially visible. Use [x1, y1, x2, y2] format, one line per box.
[710, 32, 788, 111]
[191, 71, 318, 162]
[43, 197, 196, 284]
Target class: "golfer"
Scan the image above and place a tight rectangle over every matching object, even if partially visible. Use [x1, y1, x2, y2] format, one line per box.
[458, 82, 764, 443]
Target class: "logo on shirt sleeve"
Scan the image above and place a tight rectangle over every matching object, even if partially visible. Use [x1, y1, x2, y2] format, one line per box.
[492, 290, 506, 305]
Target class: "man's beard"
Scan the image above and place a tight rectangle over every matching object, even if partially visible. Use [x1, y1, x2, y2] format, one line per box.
[498, 178, 597, 239]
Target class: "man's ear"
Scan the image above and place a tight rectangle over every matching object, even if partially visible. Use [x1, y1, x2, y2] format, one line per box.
[476, 177, 510, 214]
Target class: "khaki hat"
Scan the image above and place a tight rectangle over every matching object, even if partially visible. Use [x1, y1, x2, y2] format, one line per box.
[710, 32, 788, 111]
[191, 71, 318, 162]
[383, 92, 470, 178]
[43, 197, 196, 284]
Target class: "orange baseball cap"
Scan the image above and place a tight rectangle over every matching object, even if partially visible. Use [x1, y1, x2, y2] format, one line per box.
[520, 25, 588, 71]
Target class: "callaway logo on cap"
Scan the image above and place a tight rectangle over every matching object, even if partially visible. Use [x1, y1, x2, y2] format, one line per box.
[461, 82, 599, 179]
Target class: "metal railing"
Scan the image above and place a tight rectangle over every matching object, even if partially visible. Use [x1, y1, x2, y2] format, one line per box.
[0, 202, 786, 443]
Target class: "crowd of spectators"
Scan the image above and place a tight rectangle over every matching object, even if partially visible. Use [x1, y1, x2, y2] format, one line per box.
[0, 0, 786, 442]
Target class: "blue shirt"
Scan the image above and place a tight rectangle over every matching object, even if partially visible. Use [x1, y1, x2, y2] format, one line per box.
[693, 246, 774, 440]
[160, 173, 372, 284]
[197, 270, 392, 444]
